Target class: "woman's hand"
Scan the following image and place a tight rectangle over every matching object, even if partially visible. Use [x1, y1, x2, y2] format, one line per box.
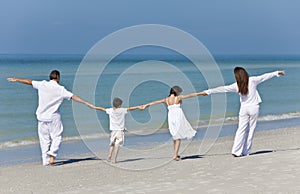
[278, 70, 285, 76]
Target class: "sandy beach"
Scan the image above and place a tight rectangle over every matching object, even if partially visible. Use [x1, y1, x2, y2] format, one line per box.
[1, 126, 300, 194]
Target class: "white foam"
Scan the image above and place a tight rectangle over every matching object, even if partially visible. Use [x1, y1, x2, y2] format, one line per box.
[258, 112, 300, 121]
[1, 112, 299, 150]
[0, 133, 109, 150]
[213, 111, 300, 123]
[0, 139, 39, 149]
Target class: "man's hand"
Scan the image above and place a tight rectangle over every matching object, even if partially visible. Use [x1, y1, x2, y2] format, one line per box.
[7, 78, 17, 82]
[7, 78, 32, 85]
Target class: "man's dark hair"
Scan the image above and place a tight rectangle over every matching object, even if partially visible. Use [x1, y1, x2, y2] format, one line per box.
[113, 97, 123, 108]
[49, 70, 60, 80]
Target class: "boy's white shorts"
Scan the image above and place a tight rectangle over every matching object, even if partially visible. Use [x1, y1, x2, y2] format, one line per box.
[110, 130, 124, 146]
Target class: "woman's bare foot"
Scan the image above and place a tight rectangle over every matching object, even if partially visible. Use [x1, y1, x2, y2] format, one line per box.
[49, 155, 55, 165]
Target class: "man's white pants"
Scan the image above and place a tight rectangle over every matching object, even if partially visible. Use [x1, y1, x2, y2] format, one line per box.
[232, 105, 259, 156]
[38, 116, 63, 165]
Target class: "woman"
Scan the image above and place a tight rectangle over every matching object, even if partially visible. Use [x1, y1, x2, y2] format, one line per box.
[203, 67, 285, 157]
[141, 86, 205, 161]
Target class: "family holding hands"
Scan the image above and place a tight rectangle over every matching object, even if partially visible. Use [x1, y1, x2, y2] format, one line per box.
[8, 67, 284, 165]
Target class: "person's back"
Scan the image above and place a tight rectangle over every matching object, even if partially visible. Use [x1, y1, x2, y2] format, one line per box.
[7, 69, 92, 165]
[239, 71, 280, 107]
[106, 107, 128, 131]
[166, 95, 181, 106]
[105, 98, 128, 163]
[33, 80, 73, 122]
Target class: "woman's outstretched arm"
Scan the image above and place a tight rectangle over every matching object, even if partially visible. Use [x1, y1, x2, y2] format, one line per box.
[204, 83, 238, 95]
[253, 70, 285, 84]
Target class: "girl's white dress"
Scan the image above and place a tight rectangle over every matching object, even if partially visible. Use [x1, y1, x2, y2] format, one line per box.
[167, 103, 197, 140]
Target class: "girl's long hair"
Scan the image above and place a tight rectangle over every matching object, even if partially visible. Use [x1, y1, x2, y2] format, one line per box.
[234, 67, 249, 95]
[169, 86, 183, 96]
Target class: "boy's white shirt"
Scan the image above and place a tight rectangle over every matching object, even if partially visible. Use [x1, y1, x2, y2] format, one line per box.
[106, 108, 128, 130]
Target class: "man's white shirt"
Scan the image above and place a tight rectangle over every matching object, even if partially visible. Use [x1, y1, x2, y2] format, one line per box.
[32, 80, 73, 122]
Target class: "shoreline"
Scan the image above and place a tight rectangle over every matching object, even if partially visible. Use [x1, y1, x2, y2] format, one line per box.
[1, 116, 300, 149]
[1, 126, 300, 193]
[1, 117, 300, 167]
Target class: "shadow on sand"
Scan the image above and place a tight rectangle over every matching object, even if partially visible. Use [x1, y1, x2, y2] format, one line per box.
[53, 157, 100, 166]
[249, 150, 274, 156]
[181, 155, 203, 160]
[118, 158, 145, 163]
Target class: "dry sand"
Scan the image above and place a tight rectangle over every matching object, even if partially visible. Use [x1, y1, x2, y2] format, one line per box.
[1, 127, 300, 194]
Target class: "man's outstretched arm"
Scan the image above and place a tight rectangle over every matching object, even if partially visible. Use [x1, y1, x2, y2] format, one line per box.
[7, 78, 32, 85]
[71, 94, 93, 107]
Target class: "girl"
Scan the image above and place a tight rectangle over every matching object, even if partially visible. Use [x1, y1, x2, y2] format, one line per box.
[141, 86, 205, 161]
[203, 67, 285, 157]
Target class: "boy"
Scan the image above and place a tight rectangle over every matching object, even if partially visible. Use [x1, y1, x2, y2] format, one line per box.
[91, 98, 141, 163]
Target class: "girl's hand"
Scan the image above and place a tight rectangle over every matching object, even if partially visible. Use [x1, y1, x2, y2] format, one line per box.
[198, 91, 208, 96]
[139, 105, 147, 110]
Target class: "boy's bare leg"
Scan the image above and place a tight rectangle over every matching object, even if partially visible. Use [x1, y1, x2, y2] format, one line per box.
[107, 145, 114, 162]
[113, 145, 120, 163]
[173, 139, 181, 161]
[49, 155, 55, 165]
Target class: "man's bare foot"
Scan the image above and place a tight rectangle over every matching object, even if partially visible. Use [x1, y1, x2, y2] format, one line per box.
[49, 155, 55, 165]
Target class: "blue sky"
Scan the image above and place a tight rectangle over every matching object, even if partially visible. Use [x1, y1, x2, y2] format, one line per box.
[0, 0, 299, 55]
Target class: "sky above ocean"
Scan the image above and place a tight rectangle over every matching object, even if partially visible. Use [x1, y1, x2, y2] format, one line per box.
[0, 0, 300, 55]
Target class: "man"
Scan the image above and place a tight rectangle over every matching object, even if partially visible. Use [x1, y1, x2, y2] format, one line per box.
[7, 70, 92, 166]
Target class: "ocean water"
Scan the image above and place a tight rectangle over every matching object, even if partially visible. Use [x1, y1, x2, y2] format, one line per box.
[0, 54, 300, 151]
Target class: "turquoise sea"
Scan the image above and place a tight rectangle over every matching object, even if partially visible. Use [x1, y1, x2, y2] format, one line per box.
[0, 54, 300, 165]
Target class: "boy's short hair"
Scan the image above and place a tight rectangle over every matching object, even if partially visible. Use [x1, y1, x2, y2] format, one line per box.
[113, 97, 123, 108]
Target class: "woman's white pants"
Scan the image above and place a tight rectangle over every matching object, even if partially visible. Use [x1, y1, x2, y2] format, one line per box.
[232, 105, 259, 156]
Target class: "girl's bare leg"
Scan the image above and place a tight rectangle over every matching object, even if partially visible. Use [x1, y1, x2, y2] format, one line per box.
[173, 139, 181, 161]
[173, 140, 176, 150]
